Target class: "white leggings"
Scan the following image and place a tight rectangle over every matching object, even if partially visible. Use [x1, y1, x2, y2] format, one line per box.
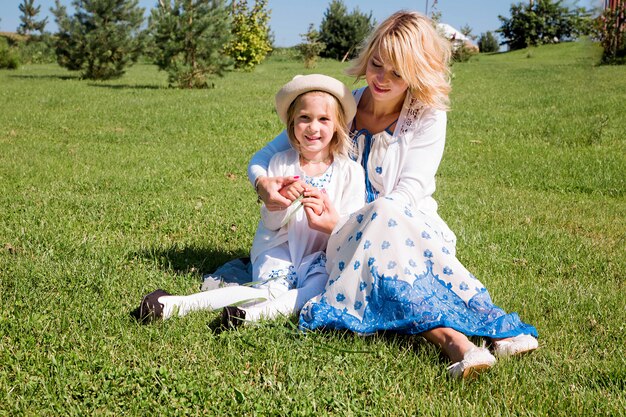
[158, 270, 327, 322]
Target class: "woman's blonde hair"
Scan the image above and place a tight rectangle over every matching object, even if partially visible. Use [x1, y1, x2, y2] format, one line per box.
[285, 91, 352, 158]
[347, 11, 452, 111]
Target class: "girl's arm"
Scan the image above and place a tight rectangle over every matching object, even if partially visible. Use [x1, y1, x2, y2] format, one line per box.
[387, 109, 447, 207]
[248, 131, 296, 210]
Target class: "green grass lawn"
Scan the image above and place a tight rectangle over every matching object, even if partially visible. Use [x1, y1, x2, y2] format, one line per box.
[1, 41, 624, 416]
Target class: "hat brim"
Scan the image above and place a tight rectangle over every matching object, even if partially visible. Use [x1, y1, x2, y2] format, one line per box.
[275, 74, 357, 125]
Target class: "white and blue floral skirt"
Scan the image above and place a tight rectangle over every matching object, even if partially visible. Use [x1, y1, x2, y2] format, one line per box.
[299, 197, 538, 338]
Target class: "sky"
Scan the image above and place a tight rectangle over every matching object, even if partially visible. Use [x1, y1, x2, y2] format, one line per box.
[0, 0, 599, 47]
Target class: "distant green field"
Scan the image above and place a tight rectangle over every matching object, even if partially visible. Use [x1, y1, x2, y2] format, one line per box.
[0, 41, 624, 416]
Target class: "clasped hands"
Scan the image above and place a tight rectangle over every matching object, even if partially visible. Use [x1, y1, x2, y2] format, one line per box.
[256, 176, 338, 234]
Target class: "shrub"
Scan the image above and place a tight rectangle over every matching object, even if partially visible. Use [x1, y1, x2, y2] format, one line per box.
[478, 31, 500, 53]
[0, 37, 20, 69]
[16, 35, 56, 64]
[451, 43, 478, 63]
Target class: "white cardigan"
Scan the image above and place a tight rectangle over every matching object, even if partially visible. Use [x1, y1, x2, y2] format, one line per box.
[250, 149, 366, 263]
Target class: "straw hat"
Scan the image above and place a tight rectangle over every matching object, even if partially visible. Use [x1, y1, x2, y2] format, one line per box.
[274, 74, 356, 125]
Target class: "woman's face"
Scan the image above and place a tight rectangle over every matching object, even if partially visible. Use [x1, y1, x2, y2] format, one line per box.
[365, 53, 409, 104]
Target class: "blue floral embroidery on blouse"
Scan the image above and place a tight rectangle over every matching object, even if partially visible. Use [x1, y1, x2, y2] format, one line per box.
[443, 266, 453, 275]
[424, 249, 433, 258]
[338, 261, 345, 271]
[388, 261, 397, 269]
[368, 257, 375, 267]
[371, 212, 378, 221]
[363, 240, 371, 249]
[356, 231, 363, 241]
[388, 219, 398, 227]
[421, 231, 431, 239]
[375, 166, 382, 174]
[406, 238, 415, 247]
[354, 260, 361, 270]
[382, 241, 390, 250]
[359, 281, 367, 291]
[409, 259, 417, 267]
[404, 207, 413, 217]
[336, 293, 346, 302]
[354, 301, 363, 310]
[356, 214, 364, 223]
[459, 282, 469, 291]
[442, 246, 450, 254]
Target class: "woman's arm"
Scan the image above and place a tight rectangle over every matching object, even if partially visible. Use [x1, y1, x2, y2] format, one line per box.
[247, 131, 298, 210]
[387, 109, 446, 207]
[247, 130, 291, 184]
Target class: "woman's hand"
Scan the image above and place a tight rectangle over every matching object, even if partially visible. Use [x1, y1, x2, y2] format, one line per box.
[302, 187, 339, 234]
[256, 176, 301, 211]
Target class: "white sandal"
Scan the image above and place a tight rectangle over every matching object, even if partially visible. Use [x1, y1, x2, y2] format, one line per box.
[447, 347, 496, 379]
[493, 334, 538, 358]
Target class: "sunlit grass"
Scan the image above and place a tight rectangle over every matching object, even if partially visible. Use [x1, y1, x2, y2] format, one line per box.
[0, 42, 624, 415]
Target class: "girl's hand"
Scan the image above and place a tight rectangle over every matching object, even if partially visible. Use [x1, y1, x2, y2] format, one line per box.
[279, 178, 307, 202]
[256, 176, 300, 211]
[302, 188, 339, 234]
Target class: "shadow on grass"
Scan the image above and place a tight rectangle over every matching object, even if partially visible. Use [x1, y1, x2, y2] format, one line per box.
[87, 83, 166, 90]
[131, 244, 248, 276]
[9, 74, 79, 80]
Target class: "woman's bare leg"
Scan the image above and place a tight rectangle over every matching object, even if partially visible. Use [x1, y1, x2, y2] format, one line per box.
[421, 327, 477, 363]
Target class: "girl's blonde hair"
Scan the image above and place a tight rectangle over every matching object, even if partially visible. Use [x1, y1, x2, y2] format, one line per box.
[285, 91, 352, 158]
[347, 11, 452, 111]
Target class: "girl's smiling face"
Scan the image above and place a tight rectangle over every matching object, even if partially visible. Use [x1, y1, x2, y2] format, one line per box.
[292, 92, 337, 160]
[365, 53, 409, 104]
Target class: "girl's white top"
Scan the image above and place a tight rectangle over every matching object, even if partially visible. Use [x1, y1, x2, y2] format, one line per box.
[248, 87, 453, 239]
[250, 148, 365, 264]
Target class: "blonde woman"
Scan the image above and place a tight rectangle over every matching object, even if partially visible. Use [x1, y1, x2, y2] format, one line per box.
[250, 11, 538, 378]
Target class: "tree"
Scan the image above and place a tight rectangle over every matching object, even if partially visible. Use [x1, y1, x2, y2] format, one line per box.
[460, 24, 477, 41]
[318, 0, 374, 61]
[224, 0, 272, 71]
[595, 1, 626, 64]
[478, 31, 500, 53]
[51, 0, 144, 80]
[149, 0, 232, 88]
[297, 24, 325, 68]
[498, 0, 592, 50]
[18, 0, 48, 36]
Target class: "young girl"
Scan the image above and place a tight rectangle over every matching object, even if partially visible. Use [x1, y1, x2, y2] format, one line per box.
[135, 74, 365, 327]
[250, 12, 538, 378]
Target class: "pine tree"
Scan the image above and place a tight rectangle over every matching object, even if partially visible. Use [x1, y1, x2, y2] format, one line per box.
[51, 0, 145, 80]
[297, 24, 325, 68]
[318, 0, 374, 61]
[224, 0, 272, 71]
[18, 0, 48, 36]
[149, 0, 232, 88]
